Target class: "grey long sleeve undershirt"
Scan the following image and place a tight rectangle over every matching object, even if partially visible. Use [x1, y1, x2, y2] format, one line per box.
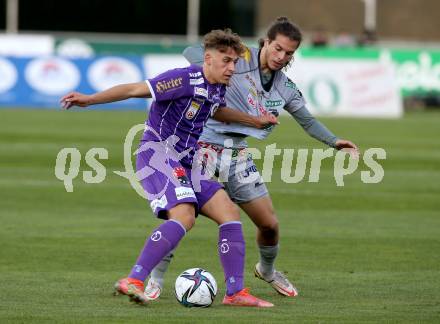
[288, 106, 339, 148]
[183, 45, 338, 148]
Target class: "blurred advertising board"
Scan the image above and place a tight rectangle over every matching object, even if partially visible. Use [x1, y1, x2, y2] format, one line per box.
[299, 47, 440, 97]
[0, 55, 147, 109]
[3, 45, 440, 116]
[286, 57, 403, 118]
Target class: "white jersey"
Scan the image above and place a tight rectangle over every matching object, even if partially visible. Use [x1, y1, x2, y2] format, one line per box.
[184, 46, 306, 148]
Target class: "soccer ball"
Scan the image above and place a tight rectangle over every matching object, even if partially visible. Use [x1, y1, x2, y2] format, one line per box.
[174, 268, 218, 307]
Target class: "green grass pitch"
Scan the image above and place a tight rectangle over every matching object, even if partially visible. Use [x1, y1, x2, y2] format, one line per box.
[0, 108, 439, 323]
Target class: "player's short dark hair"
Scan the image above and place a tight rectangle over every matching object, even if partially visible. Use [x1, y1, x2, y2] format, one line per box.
[259, 16, 302, 48]
[204, 29, 244, 56]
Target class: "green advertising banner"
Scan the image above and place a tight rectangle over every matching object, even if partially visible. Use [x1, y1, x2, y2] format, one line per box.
[299, 47, 440, 97]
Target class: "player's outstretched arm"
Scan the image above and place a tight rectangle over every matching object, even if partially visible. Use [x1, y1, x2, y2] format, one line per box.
[60, 82, 151, 109]
[213, 106, 278, 129]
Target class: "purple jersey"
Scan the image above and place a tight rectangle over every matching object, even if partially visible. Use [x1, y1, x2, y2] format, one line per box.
[143, 65, 226, 167]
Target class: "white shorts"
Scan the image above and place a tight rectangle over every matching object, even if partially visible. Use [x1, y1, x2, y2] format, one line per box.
[196, 141, 269, 204]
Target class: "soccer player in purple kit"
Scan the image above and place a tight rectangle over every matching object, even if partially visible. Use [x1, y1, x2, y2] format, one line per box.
[60, 29, 276, 307]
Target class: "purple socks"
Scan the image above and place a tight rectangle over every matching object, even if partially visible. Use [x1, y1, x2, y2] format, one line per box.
[218, 221, 245, 296]
[129, 219, 186, 281]
[128, 218, 245, 297]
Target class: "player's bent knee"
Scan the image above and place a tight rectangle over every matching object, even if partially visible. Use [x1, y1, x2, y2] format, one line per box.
[168, 203, 196, 231]
[254, 208, 278, 229]
[258, 219, 279, 237]
[170, 214, 196, 231]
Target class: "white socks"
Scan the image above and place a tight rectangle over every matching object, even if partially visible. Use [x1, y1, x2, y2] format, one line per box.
[149, 251, 174, 287]
[258, 244, 279, 278]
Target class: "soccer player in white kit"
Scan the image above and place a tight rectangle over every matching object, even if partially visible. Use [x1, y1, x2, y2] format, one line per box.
[145, 17, 359, 299]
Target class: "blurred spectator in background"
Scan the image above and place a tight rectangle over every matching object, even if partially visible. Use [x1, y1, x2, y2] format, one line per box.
[357, 28, 377, 46]
[311, 26, 329, 47]
[334, 29, 355, 47]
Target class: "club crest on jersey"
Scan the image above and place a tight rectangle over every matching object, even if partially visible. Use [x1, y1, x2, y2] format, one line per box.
[185, 101, 201, 120]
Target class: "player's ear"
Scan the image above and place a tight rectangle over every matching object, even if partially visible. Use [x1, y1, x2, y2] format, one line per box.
[204, 50, 213, 66]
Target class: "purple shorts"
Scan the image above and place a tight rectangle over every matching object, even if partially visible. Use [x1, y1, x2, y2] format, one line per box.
[136, 143, 222, 219]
